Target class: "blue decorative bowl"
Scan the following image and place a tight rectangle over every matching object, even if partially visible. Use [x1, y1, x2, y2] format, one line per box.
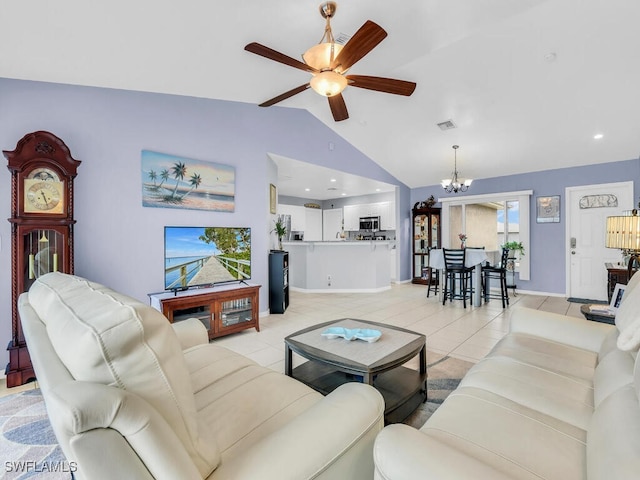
[321, 327, 382, 343]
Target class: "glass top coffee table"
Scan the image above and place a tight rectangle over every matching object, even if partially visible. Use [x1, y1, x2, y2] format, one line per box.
[285, 318, 427, 423]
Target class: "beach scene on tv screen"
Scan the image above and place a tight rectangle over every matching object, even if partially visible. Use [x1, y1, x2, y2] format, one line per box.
[165, 227, 251, 289]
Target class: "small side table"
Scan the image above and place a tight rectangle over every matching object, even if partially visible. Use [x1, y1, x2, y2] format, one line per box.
[580, 304, 615, 325]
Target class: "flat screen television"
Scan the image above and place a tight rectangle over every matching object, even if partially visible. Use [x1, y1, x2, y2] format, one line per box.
[164, 226, 251, 291]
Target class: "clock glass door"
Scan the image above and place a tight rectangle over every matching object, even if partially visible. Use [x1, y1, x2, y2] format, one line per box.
[22, 228, 66, 291]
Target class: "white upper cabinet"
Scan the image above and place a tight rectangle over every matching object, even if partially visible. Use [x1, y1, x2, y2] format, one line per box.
[342, 201, 396, 230]
[381, 202, 396, 230]
[343, 205, 360, 231]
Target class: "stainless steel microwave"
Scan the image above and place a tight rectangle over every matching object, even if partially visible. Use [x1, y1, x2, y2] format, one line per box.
[359, 216, 380, 231]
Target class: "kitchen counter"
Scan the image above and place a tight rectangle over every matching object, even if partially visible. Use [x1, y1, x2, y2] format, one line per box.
[282, 241, 392, 293]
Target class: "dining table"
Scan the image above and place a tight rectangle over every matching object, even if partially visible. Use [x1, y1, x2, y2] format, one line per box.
[429, 248, 489, 307]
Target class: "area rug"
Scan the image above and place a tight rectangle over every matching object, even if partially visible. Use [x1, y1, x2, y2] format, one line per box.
[403, 352, 475, 429]
[0, 389, 73, 479]
[0, 354, 473, 477]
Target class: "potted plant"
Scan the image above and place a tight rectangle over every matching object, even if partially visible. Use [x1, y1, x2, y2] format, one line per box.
[272, 218, 287, 250]
[502, 241, 525, 257]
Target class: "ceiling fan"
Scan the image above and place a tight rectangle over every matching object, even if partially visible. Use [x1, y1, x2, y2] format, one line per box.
[244, 1, 416, 122]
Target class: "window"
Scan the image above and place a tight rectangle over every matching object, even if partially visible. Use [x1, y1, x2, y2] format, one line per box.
[439, 190, 532, 281]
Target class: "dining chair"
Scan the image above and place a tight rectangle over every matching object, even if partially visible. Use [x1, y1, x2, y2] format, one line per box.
[482, 247, 510, 308]
[426, 247, 439, 298]
[464, 246, 485, 300]
[442, 248, 474, 308]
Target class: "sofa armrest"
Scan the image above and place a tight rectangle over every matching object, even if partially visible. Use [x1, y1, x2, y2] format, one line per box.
[374, 424, 514, 480]
[48, 381, 203, 480]
[210, 383, 384, 480]
[172, 317, 209, 350]
[510, 307, 614, 353]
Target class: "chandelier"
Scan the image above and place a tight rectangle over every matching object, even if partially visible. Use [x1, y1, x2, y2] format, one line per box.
[441, 145, 472, 193]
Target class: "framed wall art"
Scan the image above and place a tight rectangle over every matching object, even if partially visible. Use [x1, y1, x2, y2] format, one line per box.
[610, 283, 626, 313]
[141, 150, 235, 212]
[536, 195, 560, 223]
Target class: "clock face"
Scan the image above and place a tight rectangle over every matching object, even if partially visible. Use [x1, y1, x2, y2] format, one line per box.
[24, 178, 65, 214]
[27, 167, 61, 182]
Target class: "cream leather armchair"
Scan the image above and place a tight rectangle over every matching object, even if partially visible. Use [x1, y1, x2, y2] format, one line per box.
[21, 272, 384, 479]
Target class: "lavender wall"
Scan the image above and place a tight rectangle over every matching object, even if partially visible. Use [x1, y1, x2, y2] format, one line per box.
[0, 77, 409, 368]
[411, 159, 640, 293]
[1, 76, 636, 371]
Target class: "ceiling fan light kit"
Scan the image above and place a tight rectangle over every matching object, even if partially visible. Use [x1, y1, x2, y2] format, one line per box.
[244, 1, 416, 121]
[310, 70, 348, 97]
[303, 43, 344, 72]
[441, 145, 473, 193]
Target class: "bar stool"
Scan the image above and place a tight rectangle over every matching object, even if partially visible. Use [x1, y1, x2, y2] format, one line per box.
[426, 267, 439, 298]
[442, 248, 474, 308]
[482, 247, 510, 308]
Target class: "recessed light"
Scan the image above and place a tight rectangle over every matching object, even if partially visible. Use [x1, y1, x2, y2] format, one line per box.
[593, 133, 604, 140]
[305, 188, 310, 192]
[330, 178, 337, 182]
[375, 188, 381, 192]
[341, 193, 347, 196]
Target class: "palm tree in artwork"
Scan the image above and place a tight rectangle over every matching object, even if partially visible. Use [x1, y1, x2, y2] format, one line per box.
[148, 169, 158, 187]
[158, 169, 170, 189]
[170, 162, 187, 198]
[181, 173, 202, 200]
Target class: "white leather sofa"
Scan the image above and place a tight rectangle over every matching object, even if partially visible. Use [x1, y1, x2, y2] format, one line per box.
[20, 272, 384, 480]
[374, 272, 640, 479]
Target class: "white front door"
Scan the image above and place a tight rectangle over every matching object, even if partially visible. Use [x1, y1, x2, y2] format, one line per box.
[567, 181, 634, 301]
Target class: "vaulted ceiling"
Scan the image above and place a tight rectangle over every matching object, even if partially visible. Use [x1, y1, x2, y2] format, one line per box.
[2, 0, 639, 192]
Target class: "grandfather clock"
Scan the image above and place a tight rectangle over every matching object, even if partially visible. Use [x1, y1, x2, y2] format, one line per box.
[4, 131, 81, 387]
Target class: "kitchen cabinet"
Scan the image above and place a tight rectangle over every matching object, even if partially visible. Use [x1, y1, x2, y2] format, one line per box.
[378, 202, 397, 230]
[343, 205, 359, 231]
[343, 201, 396, 231]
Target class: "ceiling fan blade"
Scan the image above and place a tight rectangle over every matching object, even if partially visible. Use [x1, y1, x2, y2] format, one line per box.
[331, 20, 387, 72]
[245, 42, 318, 73]
[328, 94, 349, 122]
[259, 84, 311, 107]
[346, 75, 416, 96]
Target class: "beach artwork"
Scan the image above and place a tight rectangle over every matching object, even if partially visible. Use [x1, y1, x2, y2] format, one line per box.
[141, 150, 235, 212]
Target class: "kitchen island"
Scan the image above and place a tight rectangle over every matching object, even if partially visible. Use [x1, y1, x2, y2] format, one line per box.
[282, 241, 392, 293]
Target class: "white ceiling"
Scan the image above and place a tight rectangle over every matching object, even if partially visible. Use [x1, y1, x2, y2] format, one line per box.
[271, 153, 395, 200]
[2, 0, 639, 197]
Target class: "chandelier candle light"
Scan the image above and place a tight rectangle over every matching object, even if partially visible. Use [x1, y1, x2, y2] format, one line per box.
[442, 145, 472, 193]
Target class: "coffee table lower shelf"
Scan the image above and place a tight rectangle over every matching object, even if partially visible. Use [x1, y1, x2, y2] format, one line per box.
[291, 360, 427, 424]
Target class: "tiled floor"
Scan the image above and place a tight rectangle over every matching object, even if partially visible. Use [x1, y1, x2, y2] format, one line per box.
[0, 283, 585, 397]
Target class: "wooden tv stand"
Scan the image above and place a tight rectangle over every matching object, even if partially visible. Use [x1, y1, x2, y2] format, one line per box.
[149, 283, 260, 340]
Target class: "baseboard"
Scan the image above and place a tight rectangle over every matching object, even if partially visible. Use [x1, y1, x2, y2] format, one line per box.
[290, 286, 392, 294]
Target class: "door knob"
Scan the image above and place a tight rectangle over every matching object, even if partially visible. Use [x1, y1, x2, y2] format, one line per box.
[571, 250, 576, 254]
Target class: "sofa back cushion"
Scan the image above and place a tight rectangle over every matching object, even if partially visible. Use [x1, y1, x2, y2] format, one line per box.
[28, 272, 220, 477]
[615, 272, 640, 351]
[588, 349, 640, 479]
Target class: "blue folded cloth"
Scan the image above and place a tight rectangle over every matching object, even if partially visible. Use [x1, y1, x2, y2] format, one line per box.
[321, 326, 382, 343]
